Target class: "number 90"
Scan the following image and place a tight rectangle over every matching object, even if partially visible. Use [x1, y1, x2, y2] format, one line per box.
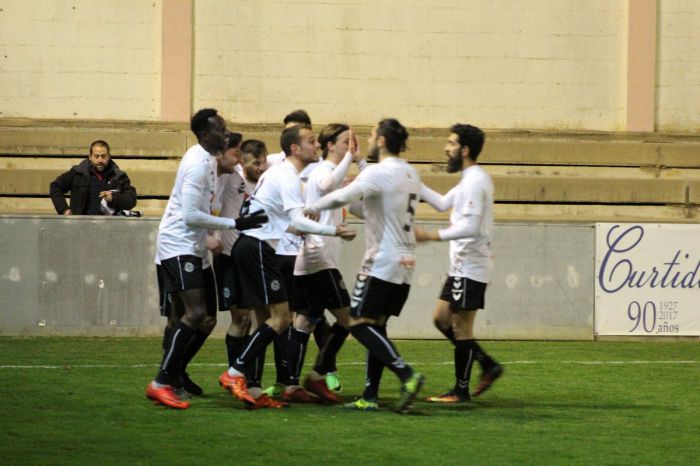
[627, 301, 657, 333]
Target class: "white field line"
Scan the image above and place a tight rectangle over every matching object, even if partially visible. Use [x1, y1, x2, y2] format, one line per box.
[0, 360, 698, 369]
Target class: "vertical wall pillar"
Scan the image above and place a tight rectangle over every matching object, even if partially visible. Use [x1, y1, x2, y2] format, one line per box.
[161, 0, 193, 122]
[626, 0, 658, 132]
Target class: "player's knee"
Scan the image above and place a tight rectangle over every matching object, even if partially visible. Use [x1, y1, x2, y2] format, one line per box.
[270, 313, 291, 332]
[230, 310, 250, 328]
[200, 315, 217, 333]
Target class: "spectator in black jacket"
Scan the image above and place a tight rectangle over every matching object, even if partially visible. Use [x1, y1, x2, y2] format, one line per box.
[49, 140, 137, 215]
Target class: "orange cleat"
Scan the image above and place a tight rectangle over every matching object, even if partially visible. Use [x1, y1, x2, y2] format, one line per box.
[282, 386, 320, 403]
[219, 371, 256, 406]
[472, 365, 504, 397]
[145, 382, 190, 409]
[425, 390, 469, 403]
[303, 376, 342, 403]
[249, 394, 290, 409]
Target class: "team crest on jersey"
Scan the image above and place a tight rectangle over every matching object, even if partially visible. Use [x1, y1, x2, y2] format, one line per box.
[183, 262, 195, 273]
[270, 279, 281, 291]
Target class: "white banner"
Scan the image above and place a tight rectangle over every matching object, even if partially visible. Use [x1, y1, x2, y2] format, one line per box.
[595, 223, 700, 336]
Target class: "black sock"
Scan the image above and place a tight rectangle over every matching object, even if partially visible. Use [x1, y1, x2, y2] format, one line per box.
[313, 323, 350, 374]
[350, 324, 412, 382]
[180, 329, 209, 373]
[454, 339, 476, 397]
[437, 324, 456, 344]
[287, 328, 310, 386]
[273, 326, 291, 385]
[162, 326, 173, 356]
[247, 350, 265, 388]
[362, 346, 386, 401]
[313, 317, 332, 349]
[156, 321, 196, 385]
[473, 341, 497, 371]
[225, 334, 248, 369]
[232, 323, 278, 373]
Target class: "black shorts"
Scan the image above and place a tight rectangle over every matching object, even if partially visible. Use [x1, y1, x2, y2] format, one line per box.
[276, 253, 305, 310]
[157, 255, 218, 317]
[439, 276, 487, 311]
[290, 269, 351, 319]
[213, 253, 238, 311]
[349, 274, 410, 319]
[233, 234, 287, 308]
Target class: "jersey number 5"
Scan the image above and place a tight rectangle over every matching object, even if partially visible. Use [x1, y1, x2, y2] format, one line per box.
[403, 193, 417, 232]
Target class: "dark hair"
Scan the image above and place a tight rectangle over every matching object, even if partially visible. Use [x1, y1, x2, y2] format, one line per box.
[240, 139, 267, 157]
[318, 123, 349, 159]
[377, 118, 408, 155]
[190, 108, 219, 139]
[280, 124, 312, 155]
[89, 140, 110, 155]
[450, 124, 484, 160]
[283, 109, 311, 126]
[226, 132, 243, 149]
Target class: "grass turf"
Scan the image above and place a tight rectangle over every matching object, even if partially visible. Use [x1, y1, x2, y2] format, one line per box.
[0, 337, 698, 465]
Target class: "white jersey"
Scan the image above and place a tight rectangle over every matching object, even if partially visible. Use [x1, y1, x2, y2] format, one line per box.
[156, 144, 218, 263]
[266, 151, 286, 167]
[267, 151, 317, 254]
[354, 157, 421, 285]
[294, 160, 345, 275]
[212, 170, 248, 255]
[447, 165, 494, 283]
[243, 160, 305, 245]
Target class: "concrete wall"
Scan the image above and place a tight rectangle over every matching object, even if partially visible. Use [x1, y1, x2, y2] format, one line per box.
[0, 216, 593, 339]
[0, 1, 698, 131]
[0, 0, 162, 120]
[657, 0, 700, 132]
[194, 0, 627, 130]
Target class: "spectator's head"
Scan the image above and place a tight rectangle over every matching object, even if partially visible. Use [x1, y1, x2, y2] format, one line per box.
[240, 139, 268, 183]
[217, 131, 243, 175]
[283, 109, 312, 129]
[446, 123, 484, 173]
[318, 123, 350, 160]
[88, 140, 111, 172]
[367, 118, 408, 161]
[281, 124, 319, 165]
[190, 108, 227, 154]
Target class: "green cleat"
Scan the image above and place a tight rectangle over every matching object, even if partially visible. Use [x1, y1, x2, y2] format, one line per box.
[325, 372, 342, 393]
[344, 397, 378, 411]
[394, 372, 425, 414]
[262, 382, 287, 398]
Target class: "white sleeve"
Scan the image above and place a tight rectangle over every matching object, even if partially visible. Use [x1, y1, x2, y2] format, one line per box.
[312, 182, 364, 212]
[181, 188, 237, 230]
[420, 183, 456, 212]
[318, 151, 353, 194]
[438, 215, 481, 241]
[289, 207, 337, 236]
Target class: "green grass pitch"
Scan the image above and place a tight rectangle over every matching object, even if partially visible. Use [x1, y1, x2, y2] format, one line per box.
[0, 337, 698, 465]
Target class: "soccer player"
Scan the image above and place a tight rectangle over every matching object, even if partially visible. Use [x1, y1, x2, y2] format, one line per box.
[306, 118, 425, 414]
[219, 124, 356, 406]
[414, 124, 503, 403]
[288, 123, 366, 402]
[215, 137, 285, 409]
[145, 109, 267, 409]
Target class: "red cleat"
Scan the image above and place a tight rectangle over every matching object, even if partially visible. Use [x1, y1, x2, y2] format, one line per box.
[282, 386, 320, 403]
[248, 394, 290, 409]
[304, 376, 342, 403]
[219, 371, 256, 406]
[145, 382, 190, 409]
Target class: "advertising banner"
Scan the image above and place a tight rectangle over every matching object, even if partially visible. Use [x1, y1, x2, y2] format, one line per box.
[595, 223, 700, 336]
